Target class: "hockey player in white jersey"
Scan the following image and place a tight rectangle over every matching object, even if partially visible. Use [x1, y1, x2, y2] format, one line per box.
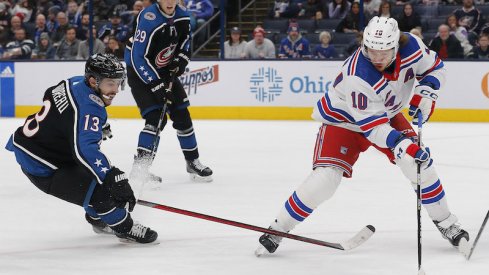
[256, 17, 469, 255]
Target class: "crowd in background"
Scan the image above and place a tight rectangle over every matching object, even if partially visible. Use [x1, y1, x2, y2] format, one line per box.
[0, 0, 215, 60]
[225, 0, 489, 60]
[0, 0, 487, 61]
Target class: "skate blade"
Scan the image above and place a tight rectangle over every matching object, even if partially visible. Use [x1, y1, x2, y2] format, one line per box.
[92, 227, 115, 236]
[118, 238, 161, 246]
[458, 238, 471, 259]
[189, 173, 213, 183]
[254, 245, 269, 257]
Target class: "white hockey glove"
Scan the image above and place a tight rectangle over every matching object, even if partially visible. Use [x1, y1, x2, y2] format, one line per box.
[408, 85, 438, 125]
[393, 137, 430, 164]
[102, 123, 113, 140]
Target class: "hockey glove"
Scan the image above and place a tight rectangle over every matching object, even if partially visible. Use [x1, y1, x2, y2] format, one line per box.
[408, 85, 438, 125]
[393, 137, 430, 164]
[103, 167, 136, 212]
[149, 78, 173, 105]
[167, 53, 190, 77]
[102, 123, 113, 140]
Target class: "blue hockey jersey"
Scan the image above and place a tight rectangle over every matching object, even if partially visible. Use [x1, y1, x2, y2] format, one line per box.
[5, 76, 112, 184]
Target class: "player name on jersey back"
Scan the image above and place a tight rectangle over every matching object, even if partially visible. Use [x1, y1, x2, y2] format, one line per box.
[52, 82, 69, 114]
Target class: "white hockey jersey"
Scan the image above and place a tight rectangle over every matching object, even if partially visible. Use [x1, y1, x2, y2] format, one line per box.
[312, 33, 445, 148]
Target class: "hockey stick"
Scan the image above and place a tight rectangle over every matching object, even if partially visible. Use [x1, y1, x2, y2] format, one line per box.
[464, 210, 489, 260]
[416, 114, 425, 275]
[152, 71, 177, 158]
[137, 199, 376, 251]
[135, 72, 176, 198]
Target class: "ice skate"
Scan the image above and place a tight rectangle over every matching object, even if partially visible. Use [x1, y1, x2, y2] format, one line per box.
[85, 213, 115, 235]
[255, 229, 283, 257]
[255, 221, 287, 257]
[186, 158, 213, 182]
[434, 215, 469, 247]
[116, 222, 158, 244]
[130, 154, 162, 188]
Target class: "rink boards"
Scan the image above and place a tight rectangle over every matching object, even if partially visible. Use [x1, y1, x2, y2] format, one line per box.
[2, 60, 489, 121]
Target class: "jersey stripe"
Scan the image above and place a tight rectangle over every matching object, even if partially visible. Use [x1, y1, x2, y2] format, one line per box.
[357, 113, 389, 132]
[316, 93, 355, 123]
[11, 135, 58, 169]
[65, 80, 104, 184]
[347, 49, 361, 76]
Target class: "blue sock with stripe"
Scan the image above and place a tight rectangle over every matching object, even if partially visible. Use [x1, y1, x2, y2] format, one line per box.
[177, 126, 199, 160]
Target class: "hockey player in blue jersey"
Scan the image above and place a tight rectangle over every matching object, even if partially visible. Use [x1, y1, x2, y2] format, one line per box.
[125, 0, 213, 184]
[5, 54, 158, 244]
[256, 17, 469, 255]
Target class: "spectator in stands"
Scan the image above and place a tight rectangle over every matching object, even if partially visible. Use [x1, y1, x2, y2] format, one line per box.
[35, 0, 53, 17]
[7, 15, 23, 42]
[312, 31, 337, 59]
[346, 31, 362, 55]
[363, 0, 381, 19]
[55, 26, 79, 60]
[429, 24, 464, 59]
[77, 27, 105, 60]
[453, 0, 484, 44]
[0, 2, 12, 45]
[66, 0, 82, 26]
[46, 5, 61, 34]
[224, 26, 246, 59]
[11, 0, 34, 24]
[143, 0, 158, 7]
[76, 13, 90, 40]
[91, 0, 111, 21]
[244, 26, 276, 59]
[33, 13, 49, 45]
[51, 12, 71, 46]
[32, 32, 55, 60]
[378, 1, 391, 18]
[328, 0, 351, 19]
[121, 0, 144, 28]
[299, 0, 327, 20]
[336, 2, 365, 33]
[3, 28, 34, 59]
[98, 9, 130, 43]
[447, 14, 474, 57]
[472, 33, 489, 59]
[279, 22, 311, 59]
[270, 0, 300, 19]
[397, 3, 422, 32]
[185, 0, 214, 30]
[105, 35, 124, 59]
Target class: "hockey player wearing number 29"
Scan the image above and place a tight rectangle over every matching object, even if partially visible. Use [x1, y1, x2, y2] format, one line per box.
[125, 0, 213, 184]
[5, 54, 158, 244]
[256, 17, 469, 255]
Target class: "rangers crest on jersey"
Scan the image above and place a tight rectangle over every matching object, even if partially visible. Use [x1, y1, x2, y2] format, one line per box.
[89, 94, 105, 107]
[155, 43, 177, 68]
[144, 12, 156, 20]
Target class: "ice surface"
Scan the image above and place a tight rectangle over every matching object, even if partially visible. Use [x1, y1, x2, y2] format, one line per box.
[1, 118, 488, 275]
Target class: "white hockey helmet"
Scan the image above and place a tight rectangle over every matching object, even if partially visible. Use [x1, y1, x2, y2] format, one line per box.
[362, 16, 400, 64]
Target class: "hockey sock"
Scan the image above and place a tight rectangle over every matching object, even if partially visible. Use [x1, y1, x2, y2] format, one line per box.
[398, 158, 451, 222]
[177, 126, 199, 160]
[275, 167, 343, 232]
[136, 124, 160, 161]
